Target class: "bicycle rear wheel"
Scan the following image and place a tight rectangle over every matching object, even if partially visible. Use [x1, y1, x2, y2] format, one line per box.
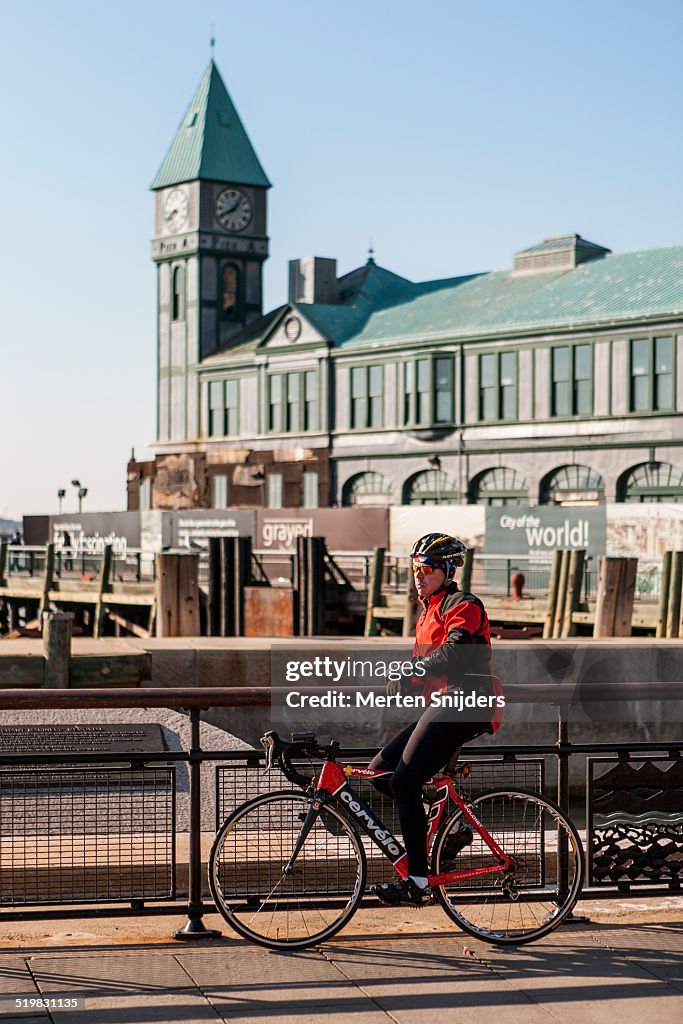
[431, 788, 584, 945]
[208, 789, 367, 950]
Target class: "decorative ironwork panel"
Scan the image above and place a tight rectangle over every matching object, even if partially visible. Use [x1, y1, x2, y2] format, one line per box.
[587, 757, 683, 886]
[0, 767, 175, 906]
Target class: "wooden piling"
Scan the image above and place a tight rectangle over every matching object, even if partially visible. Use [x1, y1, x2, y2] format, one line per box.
[656, 550, 672, 638]
[0, 539, 7, 586]
[223, 536, 251, 636]
[594, 557, 638, 638]
[402, 564, 420, 637]
[613, 558, 637, 636]
[364, 547, 385, 637]
[94, 544, 113, 638]
[208, 538, 222, 636]
[38, 542, 55, 620]
[552, 550, 571, 639]
[460, 548, 474, 593]
[542, 550, 562, 640]
[42, 611, 74, 688]
[156, 552, 200, 637]
[561, 549, 586, 638]
[666, 551, 683, 639]
[594, 558, 619, 638]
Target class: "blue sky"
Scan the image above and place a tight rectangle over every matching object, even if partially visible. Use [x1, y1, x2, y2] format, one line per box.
[1, 0, 682, 519]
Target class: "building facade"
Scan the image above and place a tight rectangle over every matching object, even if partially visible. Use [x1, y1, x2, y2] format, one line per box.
[128, 62, 683, 512]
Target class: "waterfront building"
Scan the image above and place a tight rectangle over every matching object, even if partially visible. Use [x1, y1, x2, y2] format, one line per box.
[128, 62, 683, 512]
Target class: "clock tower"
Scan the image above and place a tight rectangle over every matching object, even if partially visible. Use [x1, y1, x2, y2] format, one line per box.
[151, 61, 270, 445]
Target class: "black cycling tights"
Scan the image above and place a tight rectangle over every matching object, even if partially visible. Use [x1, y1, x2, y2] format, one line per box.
[369, 705, 489, 878]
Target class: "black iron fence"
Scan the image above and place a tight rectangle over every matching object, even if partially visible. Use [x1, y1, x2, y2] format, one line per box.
[0, 689, 680, 931]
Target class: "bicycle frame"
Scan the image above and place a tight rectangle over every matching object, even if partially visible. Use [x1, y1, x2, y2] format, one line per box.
[311, 759, 515, 887]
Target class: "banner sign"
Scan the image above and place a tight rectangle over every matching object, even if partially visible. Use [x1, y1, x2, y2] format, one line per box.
[256, 508, 388, 551]
[50, 512, 141, 558]
[485, 506, 606, 561]
[389, 506, 485, 554]
[171, 510, 257, 548]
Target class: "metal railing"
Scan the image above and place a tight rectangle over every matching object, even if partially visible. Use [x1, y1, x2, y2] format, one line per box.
[0, 687, 680, 932]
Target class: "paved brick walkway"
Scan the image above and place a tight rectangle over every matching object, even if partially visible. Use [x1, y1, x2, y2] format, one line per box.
[1, 915, 682, 1024]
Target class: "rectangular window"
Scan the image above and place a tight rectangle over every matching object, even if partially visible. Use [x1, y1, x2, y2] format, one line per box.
[351, 366, 367, 427]
[479, 351, 517, 420]
[209, 381, 223, 436]
[654, 336, 673, 410]
[269, 375, 283, 431]
[404, 361, 414, 423]
[139, 476, 152, 511]
[211, 475, 228, 508]
[369, 365, 383, 427]
[301, 471, 319, 508]
[574, 344, 592, 415]
[552, 347, 571, 416]
[500, 352, 517, 420]
[267, 473, 283, 509]
[630, 339, 649, 411]
[434, 357, 453, 423]
[552, 345, 592, 416]
[479, 353, 497, 420]
[287, 373, 300, 431]
[224, 379, 239, 435]
[630, 337, 673, 412]
[304, 370, 318, 431]
[402, 356, 454, 425]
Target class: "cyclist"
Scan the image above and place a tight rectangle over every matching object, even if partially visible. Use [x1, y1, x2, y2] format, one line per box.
[369, 532, 498, 907]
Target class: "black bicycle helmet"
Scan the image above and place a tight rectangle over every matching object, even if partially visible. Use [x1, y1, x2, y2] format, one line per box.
[411, 533, 467, 581]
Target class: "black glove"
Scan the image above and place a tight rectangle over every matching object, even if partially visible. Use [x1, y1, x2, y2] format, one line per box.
[386, 676, 404, 697]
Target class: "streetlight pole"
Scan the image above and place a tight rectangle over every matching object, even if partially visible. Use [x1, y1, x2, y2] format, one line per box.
[71, 480, 88, 513]
[57, 489, 66, 515]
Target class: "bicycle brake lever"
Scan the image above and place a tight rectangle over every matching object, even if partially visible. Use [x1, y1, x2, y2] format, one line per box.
[261, 735, 276, 773]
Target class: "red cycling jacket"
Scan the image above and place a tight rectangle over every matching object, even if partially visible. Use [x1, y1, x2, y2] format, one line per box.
[412, 582, 502, 732]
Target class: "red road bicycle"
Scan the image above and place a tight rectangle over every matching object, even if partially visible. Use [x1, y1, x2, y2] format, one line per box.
[208, 730, 584, 950]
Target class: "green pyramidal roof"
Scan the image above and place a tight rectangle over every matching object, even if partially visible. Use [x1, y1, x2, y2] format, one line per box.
[151, 61, 271, 190]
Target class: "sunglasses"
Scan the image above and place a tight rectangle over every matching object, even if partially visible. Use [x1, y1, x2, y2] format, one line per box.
[411, 559, 445, 575]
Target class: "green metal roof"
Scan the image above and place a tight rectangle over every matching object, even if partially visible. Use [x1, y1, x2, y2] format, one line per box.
[201, 245, 683, 366]
[151, 61, 271, 190]
[339, 245, 683, 348]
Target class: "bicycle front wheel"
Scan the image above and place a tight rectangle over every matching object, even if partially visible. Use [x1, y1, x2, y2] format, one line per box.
[432, 788, 584, 945]
[208, 789, 367, 950]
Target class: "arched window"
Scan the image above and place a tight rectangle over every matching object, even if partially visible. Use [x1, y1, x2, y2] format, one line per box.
[403, 469, 458, 506]
[342, 472, 393, 507]
[221, 263, 240, 319]
[470, 467, 528, 506]
[540, 465, 604, 505]
[618, 462, 683, 503]
[172, 266, 184, 321]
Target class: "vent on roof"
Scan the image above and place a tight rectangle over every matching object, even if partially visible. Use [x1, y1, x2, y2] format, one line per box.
[289, 257, 338, 304]
[513, 234, 611, 274]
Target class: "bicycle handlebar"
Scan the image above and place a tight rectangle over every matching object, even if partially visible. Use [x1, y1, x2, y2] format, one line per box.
[261, 730, 337, 789]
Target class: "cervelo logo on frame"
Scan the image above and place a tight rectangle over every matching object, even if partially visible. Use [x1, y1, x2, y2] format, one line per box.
[339, 790, 401, 856]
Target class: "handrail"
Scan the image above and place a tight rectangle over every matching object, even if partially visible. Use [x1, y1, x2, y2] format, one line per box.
[0, 679, 680, 710]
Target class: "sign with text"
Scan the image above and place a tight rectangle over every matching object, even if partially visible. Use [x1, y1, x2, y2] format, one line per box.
[171, 510, 257, 548]
[485, 506, 606, 563]
[256, 508, 388, 551]
[51, 512, 141, 559]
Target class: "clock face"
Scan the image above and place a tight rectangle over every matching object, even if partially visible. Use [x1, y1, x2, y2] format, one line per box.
[215, 188, 253, 232]
[164, 188, 189, 232]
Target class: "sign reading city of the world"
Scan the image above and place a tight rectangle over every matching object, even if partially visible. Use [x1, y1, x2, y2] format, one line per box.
[485, 506, 606, 564]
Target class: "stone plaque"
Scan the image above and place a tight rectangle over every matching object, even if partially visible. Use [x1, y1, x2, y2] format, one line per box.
[0, 724, 167, 755]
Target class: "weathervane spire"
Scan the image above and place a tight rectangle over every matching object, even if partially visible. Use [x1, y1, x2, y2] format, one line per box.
[210, 24, 215, 60]
[367, 237, 375, 265]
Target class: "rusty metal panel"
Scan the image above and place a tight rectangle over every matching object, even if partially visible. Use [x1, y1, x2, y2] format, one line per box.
[244, 586, 294, 637]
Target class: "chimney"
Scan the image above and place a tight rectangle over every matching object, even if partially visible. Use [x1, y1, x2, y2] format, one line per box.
[288, 257, 338, 304]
